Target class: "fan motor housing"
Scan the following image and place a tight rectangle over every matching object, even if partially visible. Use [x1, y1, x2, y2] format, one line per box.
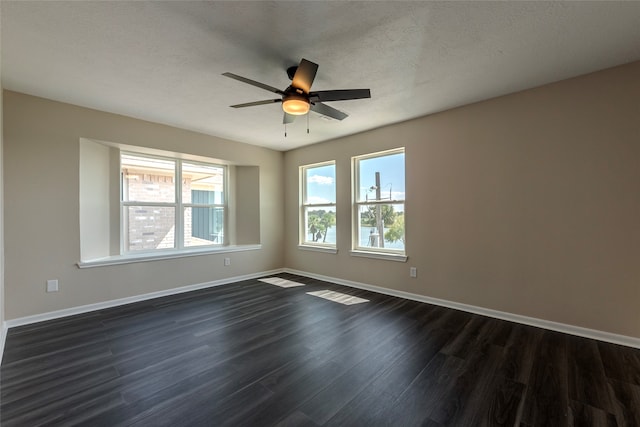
[286, 66, 298, 81]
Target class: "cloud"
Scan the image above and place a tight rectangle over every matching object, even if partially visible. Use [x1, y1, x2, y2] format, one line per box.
[307, 196, 333, 204]
[391, 191, 406, 200]
[360, 188, 405, 201]
[308, 175, 334, 185]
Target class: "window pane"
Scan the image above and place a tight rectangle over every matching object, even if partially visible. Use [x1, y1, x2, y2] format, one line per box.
[357, 152, 405, 202]
[182, 162, 224, 204]
[304, 206, 336, 244]
[356, 203, 404, 251]
[124, 206, 175, 251]
[184, 207, 224, 247]
[305, 164, 336, 204]
[121, 154, 175, 203]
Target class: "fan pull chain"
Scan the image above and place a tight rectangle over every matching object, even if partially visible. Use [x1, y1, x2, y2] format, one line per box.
[284, 123, 287, 138]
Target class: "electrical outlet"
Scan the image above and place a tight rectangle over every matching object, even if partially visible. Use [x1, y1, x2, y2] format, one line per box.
[409, 267, 417, 278]
[47, 279, 59, 292]
[224, 257, 231, 266]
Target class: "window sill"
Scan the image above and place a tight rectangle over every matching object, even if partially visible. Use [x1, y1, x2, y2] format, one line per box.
[298, 244, 338, 254]
[349, 249, 407, 262]
[77, 244, 262, 268]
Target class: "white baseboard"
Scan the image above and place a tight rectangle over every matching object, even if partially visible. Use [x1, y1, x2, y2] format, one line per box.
[4, 267, 638, 351]
[5, 268, 285, 329]
[0, 321, 7, 364]
[284, 268, 640, 349]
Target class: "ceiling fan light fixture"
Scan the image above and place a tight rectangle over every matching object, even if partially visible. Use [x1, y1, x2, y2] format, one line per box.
[224, 58, 370, 123]
[282, 94, 310, 115]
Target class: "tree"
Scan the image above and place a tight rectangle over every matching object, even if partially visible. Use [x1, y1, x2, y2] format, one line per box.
[307, 210, 335, 243]
[384, 213, 405, 244]
[361, 205, 397, 227]
[319, 211, 336, 243]
[308, 215, 320, 242]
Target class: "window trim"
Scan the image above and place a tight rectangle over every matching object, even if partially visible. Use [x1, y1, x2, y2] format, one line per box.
[352, 148, 406, 257]
[77, 244, 262, 269]
[299, 160, 337, 250]
[120, 151, 228, 255]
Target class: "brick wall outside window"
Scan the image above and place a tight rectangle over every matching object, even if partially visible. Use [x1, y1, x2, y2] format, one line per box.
[123, 169, 195, 251]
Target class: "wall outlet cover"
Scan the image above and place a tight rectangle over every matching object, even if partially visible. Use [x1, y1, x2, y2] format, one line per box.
[47, 279, 59, 292]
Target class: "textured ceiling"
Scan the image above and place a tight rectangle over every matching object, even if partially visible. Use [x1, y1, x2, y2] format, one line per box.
[2, 1, 640, 151]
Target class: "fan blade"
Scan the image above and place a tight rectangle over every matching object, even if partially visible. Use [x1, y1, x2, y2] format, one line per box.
[292, 59, 318, 94]
[310, 102, 348, 121]
[222, 72, 285, 95]
[283, 113, 296, 124]
[230, 99, 282, 108]
[310, 89, 371, 102]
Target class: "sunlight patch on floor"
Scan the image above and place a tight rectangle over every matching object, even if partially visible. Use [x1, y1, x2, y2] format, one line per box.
[259, 277, 306, 288]
[306, 290, 369, 305]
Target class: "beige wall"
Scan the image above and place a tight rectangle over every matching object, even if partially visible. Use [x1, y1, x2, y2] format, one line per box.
[79, 139, 112, 260]
[1, 1, 5, 344]
[3, 91, 284, 319]
[2, 61, 639, 339]
[235, 166, 261, 245]
[284, 61, 640, 338]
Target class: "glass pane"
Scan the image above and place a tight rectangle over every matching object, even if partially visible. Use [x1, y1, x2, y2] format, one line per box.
[304, 206, 336, 245]
[124, 206, 175, 251]
[121, 154, 175, 203]
[184, 207, 224, 247]
[357, 152, 405, 202]
[357, 203, 404, 251]
[305, 164, 336, 204]
[182, 162, 224, 204]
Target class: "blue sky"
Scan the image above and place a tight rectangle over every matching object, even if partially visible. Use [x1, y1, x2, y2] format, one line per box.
[306, 163, 336, 204]
[305, 152, 405, 205]
[358, 152, 405, 202]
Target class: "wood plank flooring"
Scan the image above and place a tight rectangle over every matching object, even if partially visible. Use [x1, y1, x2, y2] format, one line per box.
[1, 273, 639, 426]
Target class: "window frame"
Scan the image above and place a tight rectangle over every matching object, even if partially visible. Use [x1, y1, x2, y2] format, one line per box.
[120, 151, 227, 255]
[351, 148, 406, 260]
[181, 159, 227, 248]
[299, 160, 337, 251]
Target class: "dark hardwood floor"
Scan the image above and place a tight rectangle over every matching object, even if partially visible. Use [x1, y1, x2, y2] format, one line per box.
[1, 273, 639, 426]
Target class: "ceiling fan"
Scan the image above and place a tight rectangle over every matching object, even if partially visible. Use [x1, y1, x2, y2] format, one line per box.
[223, 58, 371, 124]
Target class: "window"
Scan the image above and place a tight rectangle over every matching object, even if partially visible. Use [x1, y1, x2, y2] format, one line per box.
[121, 153, 226, 253]
[353, 148, 405, 255]
[79, 138, 262, 267]
[300, 161, 336, 248]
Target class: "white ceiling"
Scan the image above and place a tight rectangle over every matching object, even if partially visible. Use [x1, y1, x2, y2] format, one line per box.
[2, 1, 640, 151]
